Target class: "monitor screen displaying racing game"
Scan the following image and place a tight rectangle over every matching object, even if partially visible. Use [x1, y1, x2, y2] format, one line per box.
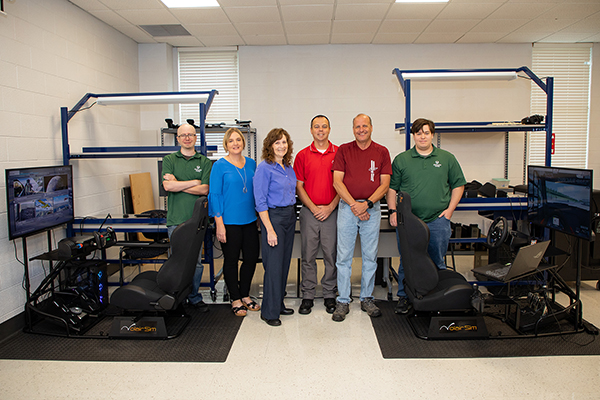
[528, 165, 593, 241]
[5, 165, 74, 240]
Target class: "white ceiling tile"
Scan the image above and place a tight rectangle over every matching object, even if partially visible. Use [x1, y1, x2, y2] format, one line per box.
[335, 4, 391, 20]
[330, 32, 374, 44]
[169, 8, 229, 24]
[157, 36, 204, 46]
[456, 32, 506, 43]
[278, 0, 334, 5]
[469, 18, 529, 33]
[280, 5, 334, 22]
[242, 34, 287, 45]
[236, 22, 284, 35]
[200, 35, 245, 46]
[537, 3, 600, 19]
[185, 23, 238, 36]
[496, 31, 550, 43]
[336, 0, 394, 4]
[487, 3, 550, 19]
[216, 0, 276, 6]
[559, 15, 600, 33]
[538, 32, 599, 42]
[287, 34, 331, 45]
[88, 9, 132, 26]
[99, 0, 164, 10]
[372, 32, 419, 44]
[332, 20, 381, 34]
[223, 6, 281, 23]
[518, 18, 579, 33]
[379, 19, 430, 33]
[285, 21, 331, 35]
[425, 19, 479, 33]
[414, 32, 464, 44]
[115, 9, 179, 25]
[387, 3, 446, 19]
[113, 24, 157, 43]
[70, 0, 109, 11]
[582, 32, 600, 42]
[437, 2, 503, 19]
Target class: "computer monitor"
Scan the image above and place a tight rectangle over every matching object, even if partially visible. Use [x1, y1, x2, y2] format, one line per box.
[527, 165, 593, 241]
[5, 165, 74, 240]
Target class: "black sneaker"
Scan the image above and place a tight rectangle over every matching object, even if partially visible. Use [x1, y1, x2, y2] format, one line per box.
[324, 298, 336, 314]
[188, 300, 209, 313]
[394, 297, 410, 315]
[299, 299, 314, 315]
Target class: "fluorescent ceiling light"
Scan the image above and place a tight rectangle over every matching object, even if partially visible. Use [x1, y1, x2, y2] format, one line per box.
[401, 71, 517, 81]
[97, 94, 211, 105]
[160, 0, 219, 8]
[396, 0, 449, 3]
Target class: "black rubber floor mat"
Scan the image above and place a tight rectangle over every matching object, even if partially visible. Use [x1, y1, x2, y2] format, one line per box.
[371, 301, 600, 358]
[0, 304, 242, 363]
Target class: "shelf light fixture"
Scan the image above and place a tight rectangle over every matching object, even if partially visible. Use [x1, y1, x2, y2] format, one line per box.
[400, 71, 518, 81]
[96, 93, 211, 106]
[160, 0, 219, 8]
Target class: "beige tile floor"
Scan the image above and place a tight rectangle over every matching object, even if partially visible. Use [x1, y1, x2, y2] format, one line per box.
[1, 256, 600, 400]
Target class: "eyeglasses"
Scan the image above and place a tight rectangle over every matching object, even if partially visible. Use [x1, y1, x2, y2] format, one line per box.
[177, 133, 196, 138]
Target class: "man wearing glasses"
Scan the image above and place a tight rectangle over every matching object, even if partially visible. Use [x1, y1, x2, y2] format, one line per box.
[386, 118, 466, 315]
[162, 123, 212, 311]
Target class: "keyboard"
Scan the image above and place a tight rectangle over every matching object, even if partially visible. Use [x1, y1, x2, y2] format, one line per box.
[485, 265, 511, 279]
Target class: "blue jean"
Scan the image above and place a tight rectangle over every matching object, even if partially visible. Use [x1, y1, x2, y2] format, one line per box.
[336, 200, 381, 304]
[396, 216, 451, 298]
[168, 224, 204, 304]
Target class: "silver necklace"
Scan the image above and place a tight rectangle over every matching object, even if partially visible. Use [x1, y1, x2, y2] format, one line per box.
[235, 164, 248, 193]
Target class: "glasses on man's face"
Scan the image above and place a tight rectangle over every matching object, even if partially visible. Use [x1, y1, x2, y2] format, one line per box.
[177, 133, 196, 139]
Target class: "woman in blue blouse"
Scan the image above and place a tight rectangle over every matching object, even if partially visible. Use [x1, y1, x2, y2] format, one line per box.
[209, 128, 260, 317]
[254, 128, 297, 327]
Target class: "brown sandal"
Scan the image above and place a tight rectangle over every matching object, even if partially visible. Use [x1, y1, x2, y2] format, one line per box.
[232, 306, 247, 317]
[242, 299, 261, 311]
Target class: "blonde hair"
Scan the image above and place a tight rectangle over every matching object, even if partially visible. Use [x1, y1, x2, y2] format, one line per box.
[223, 128, 246, 151]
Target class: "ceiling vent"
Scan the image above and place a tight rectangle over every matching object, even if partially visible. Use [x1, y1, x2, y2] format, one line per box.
[139, 24, 191, 37]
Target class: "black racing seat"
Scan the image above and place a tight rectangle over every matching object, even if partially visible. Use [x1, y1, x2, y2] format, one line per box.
[396, 191, 474, 312]
[109, 197, 208, 338]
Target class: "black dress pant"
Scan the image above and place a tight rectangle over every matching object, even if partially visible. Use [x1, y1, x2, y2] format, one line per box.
[260, 206, 296, 320]
[221, 221, 259, 302]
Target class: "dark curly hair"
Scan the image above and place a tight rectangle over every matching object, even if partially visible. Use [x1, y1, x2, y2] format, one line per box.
[261, 128, 294, 167]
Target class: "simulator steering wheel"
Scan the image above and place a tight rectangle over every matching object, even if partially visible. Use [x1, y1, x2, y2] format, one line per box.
[487, 216, 509, 249]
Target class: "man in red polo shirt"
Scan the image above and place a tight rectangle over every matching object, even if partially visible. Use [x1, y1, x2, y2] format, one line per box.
[294, 115, 339, 315]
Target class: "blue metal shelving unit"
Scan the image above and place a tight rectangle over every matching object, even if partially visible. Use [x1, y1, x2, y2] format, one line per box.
[392, 66, 554, 167]
[61, 90, 220, 300]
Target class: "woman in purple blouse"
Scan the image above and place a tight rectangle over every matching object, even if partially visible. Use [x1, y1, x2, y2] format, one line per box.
[253, 128, 297, 327]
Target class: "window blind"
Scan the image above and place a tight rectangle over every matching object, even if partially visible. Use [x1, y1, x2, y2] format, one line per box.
[529, 44, 592, 168]
[178, 49, 239, 157]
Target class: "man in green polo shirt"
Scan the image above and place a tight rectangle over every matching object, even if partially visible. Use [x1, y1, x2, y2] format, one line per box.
[386, 118, 466, 315]
[162, 123, 212, 311]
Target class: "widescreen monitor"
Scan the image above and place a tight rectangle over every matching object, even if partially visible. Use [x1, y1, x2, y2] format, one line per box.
[5, 165, 74, 240]
[528, 165, 593, 241]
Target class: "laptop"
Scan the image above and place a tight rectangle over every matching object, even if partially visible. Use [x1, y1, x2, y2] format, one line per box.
[472, 241, 550, 282]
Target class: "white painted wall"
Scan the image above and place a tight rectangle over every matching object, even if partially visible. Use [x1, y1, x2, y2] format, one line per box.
[0, 0, 140, 324]
[239, 44, 533, 186]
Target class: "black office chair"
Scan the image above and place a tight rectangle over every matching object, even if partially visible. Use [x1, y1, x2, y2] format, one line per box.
[396, 191, 487, 339]
[109, 197, 209, 339]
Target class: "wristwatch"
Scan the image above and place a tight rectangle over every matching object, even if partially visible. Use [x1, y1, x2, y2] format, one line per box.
[389, 209, 396, 214]
[366, 200, 374, 209]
